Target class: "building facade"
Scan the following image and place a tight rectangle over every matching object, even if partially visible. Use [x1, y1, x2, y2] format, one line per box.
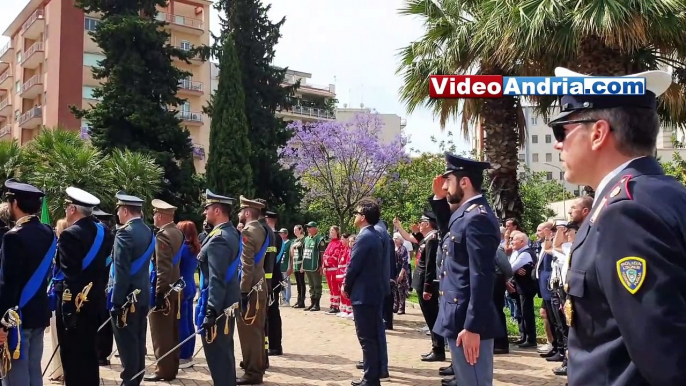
[0, 0, 212, 172]
[335, 106, 406, 145]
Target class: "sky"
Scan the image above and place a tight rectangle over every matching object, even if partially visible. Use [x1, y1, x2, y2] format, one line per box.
[0, 0, 472, 154]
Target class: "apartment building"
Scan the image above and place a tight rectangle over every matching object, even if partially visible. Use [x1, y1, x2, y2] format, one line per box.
[336, 105, 407, 145]
[0, 0, 212, 172]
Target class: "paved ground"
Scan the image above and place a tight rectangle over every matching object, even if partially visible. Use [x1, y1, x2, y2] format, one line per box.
[40, 292, 567, 386]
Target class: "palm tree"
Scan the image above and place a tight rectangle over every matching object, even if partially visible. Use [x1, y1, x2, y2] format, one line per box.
[397, 0, 526, 221]
[0, 140, 22, 183]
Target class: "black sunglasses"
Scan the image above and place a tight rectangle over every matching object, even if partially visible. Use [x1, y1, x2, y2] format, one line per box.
[551, 119, 599, 142]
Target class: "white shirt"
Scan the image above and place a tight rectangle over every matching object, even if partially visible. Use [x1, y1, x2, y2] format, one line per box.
[593, 156, 645, 206]
[509, 246, 533, 272]
[551, 242, 573, 286]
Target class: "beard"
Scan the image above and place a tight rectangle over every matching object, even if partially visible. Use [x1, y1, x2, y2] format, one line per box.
[446, 185, 464, 204]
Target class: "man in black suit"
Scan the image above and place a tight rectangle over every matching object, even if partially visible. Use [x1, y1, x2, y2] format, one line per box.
[343, 198, 385, 386]
[56, 187, 110, 385]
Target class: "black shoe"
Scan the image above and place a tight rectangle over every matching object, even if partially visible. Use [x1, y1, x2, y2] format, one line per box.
[351, 379, 381, 386]
[310, 298, 321, 311]
[380, 372, 390, 382]
[553, 365, 567, 376]
[518, 341, 537, 348]
[494, 347, 510, 355]
[327, 307, 340, 314]
[237, 376, 263, 385]
[356, 360, 364, 370]
[514, 338, 526, 345]
[239, 361, 245, 369]
[420, 351, 432, 359]
[143, 374, 174, 382]
[304, 298, 314, 311]
[293, 302, 305, 308]
[268, 348, 283, 356]
[438, 365, 454, 376]
[98, 359, 110, 366]
[385, 325, 393, 330]
[442, 376, 457, 386]
[540, 349, 558, 358]
[421, 352, 445, 362]
[547, 352, 565, 362]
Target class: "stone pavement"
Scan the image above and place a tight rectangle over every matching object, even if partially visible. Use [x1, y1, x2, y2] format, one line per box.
[40, 295, 567, 386]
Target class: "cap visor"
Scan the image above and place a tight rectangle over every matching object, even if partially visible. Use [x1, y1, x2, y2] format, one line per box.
[547, 110, 575, 127]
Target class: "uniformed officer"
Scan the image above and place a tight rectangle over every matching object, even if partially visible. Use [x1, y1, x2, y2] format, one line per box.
[263, 210, 284, 356]
[255, 203, 279, 365]
[547, 67, 686, 385]
[433, 154, 501, 386]
[0, 179, 55, 386]
[412, 210, 445, 362]
[301, 222, 326, 311]
[144, 199, 184, 381]
[109, 191, 155, 386]
[93, 207, 116, 366]
[196, 189, 241, 386]
[236, 196, 269, 385]
[55, 187, 110, 386]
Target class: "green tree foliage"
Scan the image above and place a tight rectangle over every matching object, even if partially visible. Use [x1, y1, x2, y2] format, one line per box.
[659, 152, 686, 185]
[72, 0, 201, 220]
[228, 0, 303, 209]
[18, 129, 163, 223]
[516, 168, 574, 235]
[204, 26, 253, 198]
[0, 140, 22, 183]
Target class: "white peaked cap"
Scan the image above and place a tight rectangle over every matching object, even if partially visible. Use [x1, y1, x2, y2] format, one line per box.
[65, 186, 101, 207]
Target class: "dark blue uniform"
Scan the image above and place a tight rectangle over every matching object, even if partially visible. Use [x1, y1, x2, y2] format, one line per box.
[565, 156, 686, 385]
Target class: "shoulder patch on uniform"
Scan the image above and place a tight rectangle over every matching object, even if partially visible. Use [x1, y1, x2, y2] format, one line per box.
[616, 256, 646, 294]
[466, 203, 477, 212]
[478, 205, 487, 214]
[242, 235, 249, 244]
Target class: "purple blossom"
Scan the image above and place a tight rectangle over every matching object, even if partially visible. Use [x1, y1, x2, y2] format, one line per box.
[280, 113, 408, 213]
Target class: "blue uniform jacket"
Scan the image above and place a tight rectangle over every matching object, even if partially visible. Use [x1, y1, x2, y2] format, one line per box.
[374, 222, 394, 296]
[344, 225, 385, 306]
[179, 241, 198, 301]
[537, 252, 553, 301]
[111, 218, 153, 308]
[197, 222, 240, 319]
[567, 156, 686, 386]
[433, 196, 501, 341]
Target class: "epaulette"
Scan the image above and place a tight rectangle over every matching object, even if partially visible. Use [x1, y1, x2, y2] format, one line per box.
[425, 232, 437, 240]
[466, 204, 478, 212]
[590, 174, 633, 224]
[208, 228, 222, 238]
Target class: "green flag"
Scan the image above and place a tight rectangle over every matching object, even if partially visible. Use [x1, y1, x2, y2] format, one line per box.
[40, 196, 50, 225]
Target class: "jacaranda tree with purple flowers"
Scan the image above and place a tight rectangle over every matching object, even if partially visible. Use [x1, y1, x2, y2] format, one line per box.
[280, 113, 408, 230]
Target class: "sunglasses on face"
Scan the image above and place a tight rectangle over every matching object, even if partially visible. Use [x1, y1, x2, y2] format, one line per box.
[551, 119, 598, 142]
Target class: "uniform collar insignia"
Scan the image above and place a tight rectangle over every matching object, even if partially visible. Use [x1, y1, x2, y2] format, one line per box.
[589, 197, 608, 224]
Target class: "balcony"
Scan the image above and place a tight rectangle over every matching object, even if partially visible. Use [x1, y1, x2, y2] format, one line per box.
[0, 70, 12, 91]
[0, 99, 10, 117]
[0, 61, 7, 73]
[0, 124, 10, 139]
[20, 75, 44, 100]
[157, 12, 204, 36]
[192, 144, 205, 160]
[0, 43, 12, 63]
[21, 9, 45, 40]
[177, 111, 203, 126]
[277, 105, 336, 120]
[19, 106, 43, 129]
[20, 42, 45, 70]
[178, 79, 203, 96]
[175, 45, 203, 65]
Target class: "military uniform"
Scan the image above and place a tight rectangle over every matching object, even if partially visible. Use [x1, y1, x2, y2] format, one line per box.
[196, 190, 241, 386]
[433, 154, 501, 386]
[54, 187, 109, 386]
[412, 210, 444, 361]
[93, 207, 116, 365]
[302, 222, 326, 311]
[0, 180, 55, 386]
[263, 211, 284, 356]
[109, 191, 155, 386]
[547, 68, 686, 386]
[236, 196, 268, 385]
[145, 199, 184, 381]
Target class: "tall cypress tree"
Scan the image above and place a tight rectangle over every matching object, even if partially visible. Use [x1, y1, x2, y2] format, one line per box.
[204, 26, 253, 197]
[229, 0, 303, 208]
[72, 0, 201, 219]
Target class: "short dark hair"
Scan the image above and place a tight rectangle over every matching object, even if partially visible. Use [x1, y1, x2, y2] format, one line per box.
[452, 170, 484, 192]
[577, 195, 593, 210]
[9, 196, 41, 215]
[123, 205, 141, 215]
[575, 107, 658, 157]
[342, 233, 351, 239]
[356, 198, 380, 225]
[216, 203, 232, 216]
[242, 207, 260, 219]
[505, 218, 520, 229]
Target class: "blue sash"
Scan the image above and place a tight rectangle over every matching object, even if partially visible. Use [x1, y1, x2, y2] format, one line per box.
[107, 235, 156, 309]
[194, 240, 243, 327]
[49, 224, 105, 311]
[9, 235, 57, 359]
[238, 232, 270, 281]
[150, 243, 187, 308]
[275, 242, 287, 265]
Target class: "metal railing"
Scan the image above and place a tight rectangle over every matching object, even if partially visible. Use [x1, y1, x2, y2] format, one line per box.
[0, 124, 10, 138]
[0, 70, 10, 85]
[278, 105, 336, 119]
[178, 79, 203, 92]
[21, 9, 45, 35]
[20, 42, 44, 64]
[157, 12, 203, 30]
[19, 106, 42, 125]
[0, 43, 11, 59]
[178, 111, 203, 122]
[0, 99, 10, 112]
[21, 75, 42, 94]
[299, 82, 335, 93]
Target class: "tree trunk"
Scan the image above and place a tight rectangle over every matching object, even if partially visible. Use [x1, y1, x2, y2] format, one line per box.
[479, 65, 524, 226]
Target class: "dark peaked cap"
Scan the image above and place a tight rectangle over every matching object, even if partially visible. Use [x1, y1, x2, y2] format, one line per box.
[115, 191, 144, 207]
[442, 153, 491, 177]
[204, 189, 235, 207]
[5, 179, 44, 199]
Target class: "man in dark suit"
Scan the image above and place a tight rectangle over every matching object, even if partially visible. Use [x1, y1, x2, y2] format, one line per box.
[433, 154, 501, 386]
[55, 187, 110, 385]
[343, 198, 385, 386]
[548, 67, 686, 385]
[110, 191, 155, 386]
[373, 220, 393, 381]
[0, 179, 55, 385]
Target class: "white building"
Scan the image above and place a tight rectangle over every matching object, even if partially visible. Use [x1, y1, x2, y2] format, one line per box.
[335, 105, 407, 145]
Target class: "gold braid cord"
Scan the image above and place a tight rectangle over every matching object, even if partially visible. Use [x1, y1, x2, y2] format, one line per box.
[0, 342, 11, 379]
[75, 282, 94, 313]
[205, 303, 239, 344]
[241, 279, 264, 326]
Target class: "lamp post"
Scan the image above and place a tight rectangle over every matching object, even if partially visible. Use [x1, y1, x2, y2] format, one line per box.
[544, 162, 567, 217]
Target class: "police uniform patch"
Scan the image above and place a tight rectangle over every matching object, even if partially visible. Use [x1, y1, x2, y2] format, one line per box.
[242, 235, 249, 244]
[616, 256, 646, 294]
